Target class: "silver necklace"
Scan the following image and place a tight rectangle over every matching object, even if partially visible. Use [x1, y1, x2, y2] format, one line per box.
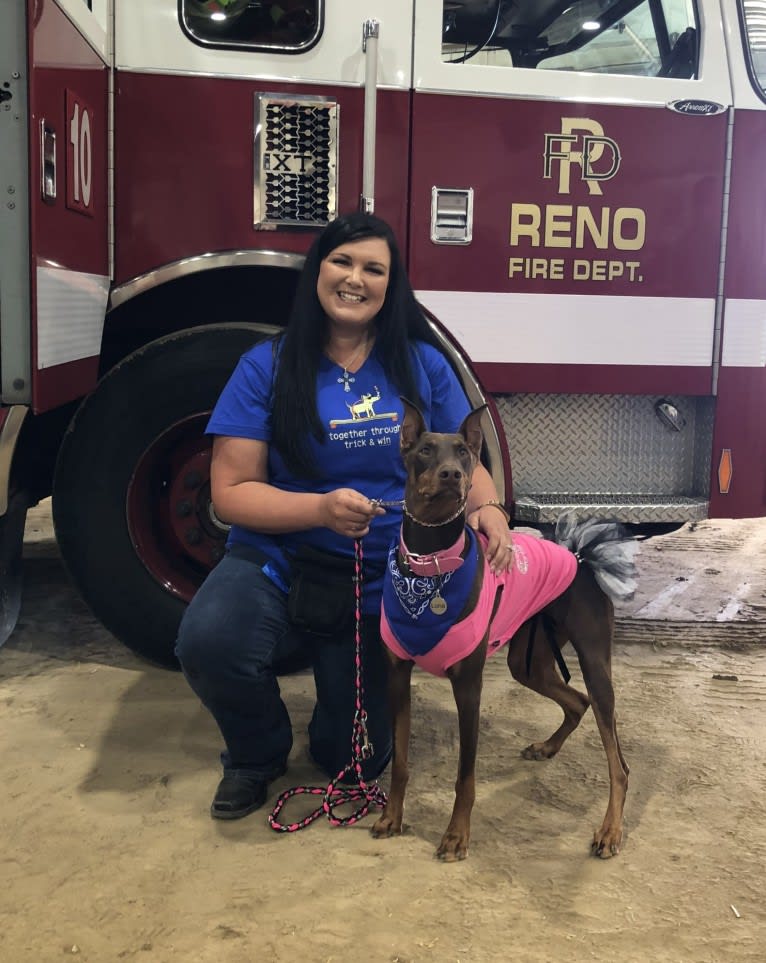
[325, 338, 370, 392]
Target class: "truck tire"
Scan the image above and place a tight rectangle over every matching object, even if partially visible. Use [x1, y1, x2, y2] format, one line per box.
[52, 324, 278, 668]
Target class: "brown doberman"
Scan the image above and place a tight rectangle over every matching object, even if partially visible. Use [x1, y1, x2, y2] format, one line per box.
[372, 400, 637, 861]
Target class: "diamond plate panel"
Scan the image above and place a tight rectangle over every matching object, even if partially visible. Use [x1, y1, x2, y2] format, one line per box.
[496, 393, 715, 524]
[254, 93, 338, 229]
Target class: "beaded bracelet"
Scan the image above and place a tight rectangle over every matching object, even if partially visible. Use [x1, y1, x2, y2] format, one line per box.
[476, 500, 511, 524]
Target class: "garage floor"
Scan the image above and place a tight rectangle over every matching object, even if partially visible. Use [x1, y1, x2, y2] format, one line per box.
[1, 505, 764, 962]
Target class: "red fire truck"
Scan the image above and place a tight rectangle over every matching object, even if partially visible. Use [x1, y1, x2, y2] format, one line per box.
[2, 0, 765, 665]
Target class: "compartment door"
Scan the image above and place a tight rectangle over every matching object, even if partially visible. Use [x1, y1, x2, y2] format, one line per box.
[410, 0, 732, 397]
[28, 0, 110, 412]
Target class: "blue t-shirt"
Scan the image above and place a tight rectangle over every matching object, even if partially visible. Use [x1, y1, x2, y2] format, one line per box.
[206, 338, 471, 610]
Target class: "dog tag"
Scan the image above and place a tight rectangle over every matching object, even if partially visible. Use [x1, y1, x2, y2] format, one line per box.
[430, 594, 447, 615]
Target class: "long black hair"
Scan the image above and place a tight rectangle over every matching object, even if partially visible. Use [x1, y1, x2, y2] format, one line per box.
[271, 212, 443, 478]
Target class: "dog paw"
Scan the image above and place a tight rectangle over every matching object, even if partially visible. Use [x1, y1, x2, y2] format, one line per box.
[521, 742, 558, 760]
[436, 832, 469, 862]
[591, 828, 622, 858]
[371, 815, 402, 838]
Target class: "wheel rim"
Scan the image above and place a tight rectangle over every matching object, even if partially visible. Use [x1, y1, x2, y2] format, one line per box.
[126, 414, 228, 601]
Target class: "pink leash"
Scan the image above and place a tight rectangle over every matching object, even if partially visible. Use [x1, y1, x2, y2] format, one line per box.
[268, 537, 388, 832]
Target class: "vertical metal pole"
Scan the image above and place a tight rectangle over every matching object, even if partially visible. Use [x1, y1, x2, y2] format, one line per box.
[360, 20, 379, 214]
[107, 0, 115, 282]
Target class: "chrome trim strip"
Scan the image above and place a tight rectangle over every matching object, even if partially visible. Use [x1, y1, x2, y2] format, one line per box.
[0, 406, 28, 516]
[711, 107, 735, 395]
[109, 250, 306, 309]
[114, 66, 405, 90]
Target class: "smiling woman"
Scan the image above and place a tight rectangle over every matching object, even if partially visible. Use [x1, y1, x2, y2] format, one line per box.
[173, 211, 510, 822]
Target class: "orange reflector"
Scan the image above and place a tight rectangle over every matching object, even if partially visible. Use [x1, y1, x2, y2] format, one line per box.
[718, 448, 733, 494]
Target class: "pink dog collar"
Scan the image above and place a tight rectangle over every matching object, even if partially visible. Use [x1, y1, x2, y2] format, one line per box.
[398, 530, 467, 576]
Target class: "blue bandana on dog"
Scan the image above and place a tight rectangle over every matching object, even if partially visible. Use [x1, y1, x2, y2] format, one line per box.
[382, 527, 481, 657]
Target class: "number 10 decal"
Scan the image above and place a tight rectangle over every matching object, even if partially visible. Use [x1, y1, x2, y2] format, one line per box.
[66, 89, 95, 217]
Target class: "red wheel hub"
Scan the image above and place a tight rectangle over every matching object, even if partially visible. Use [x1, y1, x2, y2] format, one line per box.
[126, 414, 228, 601]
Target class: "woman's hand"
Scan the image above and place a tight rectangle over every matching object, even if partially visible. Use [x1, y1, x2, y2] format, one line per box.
[211, 439, 385, 537]
[321, 488, 386, 539]
[468, 503, 514, 575]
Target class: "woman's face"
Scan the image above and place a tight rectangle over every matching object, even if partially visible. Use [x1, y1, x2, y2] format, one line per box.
[316, 236, 391, 330]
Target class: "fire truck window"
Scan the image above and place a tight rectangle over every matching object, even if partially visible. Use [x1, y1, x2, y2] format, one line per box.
[741, 0, 766, 95]
[181, 0, 321, 52]
[442, 0, 698, 79]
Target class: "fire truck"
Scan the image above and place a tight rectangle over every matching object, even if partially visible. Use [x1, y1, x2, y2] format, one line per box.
[2, 0, 765, 665]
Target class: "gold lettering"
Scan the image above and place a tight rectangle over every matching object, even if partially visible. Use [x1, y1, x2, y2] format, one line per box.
[575, 207, 610, 249]
[613, 208, 645, 250]
[510, 204, 647, 252]
[573, 259, 590, 280]
[510, 204, 541, 245]
[508, 256, 566, 280]
[544, 205, 573, 248]
[558, 118, 608, 195]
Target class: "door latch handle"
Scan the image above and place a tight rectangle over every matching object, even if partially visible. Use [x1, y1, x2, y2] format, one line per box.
[40, 121, 57, 203]
[431, 187, 474, 244]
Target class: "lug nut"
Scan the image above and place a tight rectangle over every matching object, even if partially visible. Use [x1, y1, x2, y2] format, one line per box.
[184, 470, 203, 490]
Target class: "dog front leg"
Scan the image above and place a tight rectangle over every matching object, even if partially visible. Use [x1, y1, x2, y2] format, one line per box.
[371, 656, 413, 839]
[438, 641, 487, 861]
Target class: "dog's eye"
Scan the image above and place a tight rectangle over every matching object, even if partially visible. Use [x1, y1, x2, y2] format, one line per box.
[457, 445, 469, 457]
[418, 444, 431, 456]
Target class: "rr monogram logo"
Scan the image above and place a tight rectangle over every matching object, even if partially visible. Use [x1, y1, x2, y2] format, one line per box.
[543, 118, 621, 196]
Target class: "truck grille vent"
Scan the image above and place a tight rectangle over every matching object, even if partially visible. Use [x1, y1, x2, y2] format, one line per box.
[254, 93, 338, 229]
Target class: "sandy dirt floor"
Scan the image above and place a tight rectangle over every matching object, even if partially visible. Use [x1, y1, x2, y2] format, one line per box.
[1, 505, 765, 962]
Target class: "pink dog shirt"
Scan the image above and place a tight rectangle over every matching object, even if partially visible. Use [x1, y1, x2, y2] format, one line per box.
[380, 532, 578, 677]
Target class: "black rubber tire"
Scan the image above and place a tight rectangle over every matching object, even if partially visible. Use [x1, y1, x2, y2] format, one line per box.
[52, 324, 274, 668]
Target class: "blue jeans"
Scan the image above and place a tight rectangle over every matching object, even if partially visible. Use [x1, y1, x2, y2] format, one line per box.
[175, 547, 392, 782]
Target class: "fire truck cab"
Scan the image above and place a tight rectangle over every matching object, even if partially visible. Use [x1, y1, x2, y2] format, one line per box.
[1, 0, 765, 665]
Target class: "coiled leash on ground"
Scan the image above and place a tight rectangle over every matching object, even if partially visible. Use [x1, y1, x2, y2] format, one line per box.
[268, 536, 388, 833]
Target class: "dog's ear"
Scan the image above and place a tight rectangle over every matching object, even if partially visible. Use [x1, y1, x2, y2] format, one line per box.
[458, 405, 487, 460]
[399, 397, 427, 454]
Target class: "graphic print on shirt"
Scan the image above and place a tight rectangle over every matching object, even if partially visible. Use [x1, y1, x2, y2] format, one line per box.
[328, 385, 399, 429]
